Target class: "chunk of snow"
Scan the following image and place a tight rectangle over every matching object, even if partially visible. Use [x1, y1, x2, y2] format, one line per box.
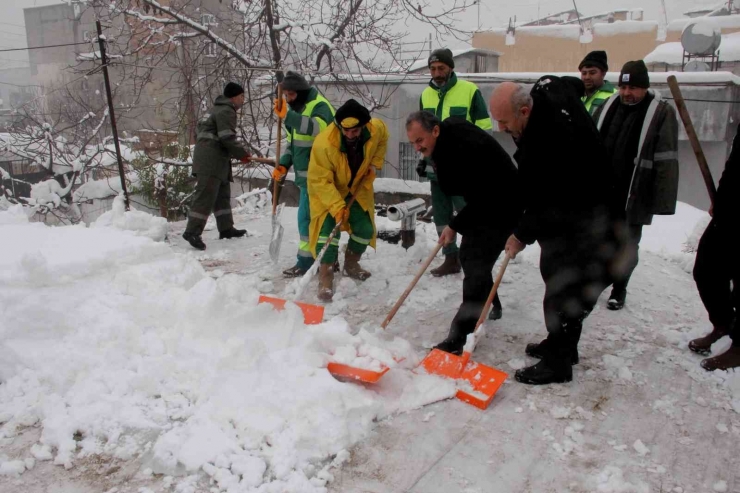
[507, 358, 526, 370]
[596, 466, 650, 493]
[713, 480, 728, 492]
[0, 460, 26, 476]
[633, 439, 650, 456]
[91, 195, 168, 242]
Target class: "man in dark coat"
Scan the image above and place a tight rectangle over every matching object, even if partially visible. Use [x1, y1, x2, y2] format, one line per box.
[490, 77, 617, 385]
[594, 60, 679, 310]
[182, 82, 252, 250]
[688, 126, 740, 371]
[405, 111, 521, 355]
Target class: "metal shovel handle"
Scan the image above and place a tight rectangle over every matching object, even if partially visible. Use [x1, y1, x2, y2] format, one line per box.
[380, 243, 444, 330]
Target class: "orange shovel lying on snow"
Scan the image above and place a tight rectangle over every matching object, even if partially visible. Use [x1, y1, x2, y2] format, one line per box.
[420, 254, 511, 410]
[327, 243, 445, 383]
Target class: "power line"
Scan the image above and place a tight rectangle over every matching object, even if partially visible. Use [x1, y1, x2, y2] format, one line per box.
[0, 22, 25, 29]
[0, 42, 89, 53]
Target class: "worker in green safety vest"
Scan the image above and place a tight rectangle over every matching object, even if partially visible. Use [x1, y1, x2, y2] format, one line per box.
[579, 50, 617, 117]
[419, 48, 494, 287]
[273, 71, 336, 278]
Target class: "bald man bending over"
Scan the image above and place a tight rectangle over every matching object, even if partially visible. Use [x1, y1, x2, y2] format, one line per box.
[490, 78, 618, 385]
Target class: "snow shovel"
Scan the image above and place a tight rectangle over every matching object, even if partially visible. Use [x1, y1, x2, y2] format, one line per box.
[269, 84, 285, 263]
[420, 254, 511, 410]
[259, 170, 371, 324]
[328, 243, 445, 383]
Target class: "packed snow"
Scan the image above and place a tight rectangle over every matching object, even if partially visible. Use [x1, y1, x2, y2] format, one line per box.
[645, 32, 740, 65]
[0, 197, 738, 493]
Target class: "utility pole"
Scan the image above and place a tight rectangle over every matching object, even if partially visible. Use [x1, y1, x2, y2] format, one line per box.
[95, 20, 130, 211]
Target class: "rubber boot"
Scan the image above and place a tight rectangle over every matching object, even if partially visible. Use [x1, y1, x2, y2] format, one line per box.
[219, 228, 247, 239]
[431, 251, 461, 277]
[318, 263, 334, 302]
[488, 294, 503, 321]
[183, 232, 206, 251]
[607, 287, 627, 310]
[525, 338, 580, 365]
[700, 345, 740, 371]
[515, 358, 573, 385]
[689, 325, 730, 356]
[343, 250, 371, 281]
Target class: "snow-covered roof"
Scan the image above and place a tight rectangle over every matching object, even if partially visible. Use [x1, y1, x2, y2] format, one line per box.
[313, 71, 740, 86]
[489, 24, 582, 41]
[668, 14, 740, 33]
[645, 32, 740, 64]
[405, 48, 502, 73]
[592, 20, 658, 36]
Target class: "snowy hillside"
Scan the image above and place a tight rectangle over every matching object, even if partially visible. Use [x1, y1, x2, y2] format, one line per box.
[0, 197, 738, 493]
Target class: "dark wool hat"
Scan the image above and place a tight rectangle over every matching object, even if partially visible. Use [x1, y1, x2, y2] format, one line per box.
[428, 48, 455, 69]
[579, 50, 608, 72]
[619, 60, 650, 88]
[561, 75, 586, 99]
[223, 82, 245, 98]
[281, 71, 310, 92]
[335, 99, 371, 129]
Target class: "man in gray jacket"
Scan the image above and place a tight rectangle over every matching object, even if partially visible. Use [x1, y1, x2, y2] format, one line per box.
[182, 82, 252, 250]
[594, 60, 679, 310]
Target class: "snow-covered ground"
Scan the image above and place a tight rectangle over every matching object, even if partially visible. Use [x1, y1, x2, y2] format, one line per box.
[0, 197, 738, 493]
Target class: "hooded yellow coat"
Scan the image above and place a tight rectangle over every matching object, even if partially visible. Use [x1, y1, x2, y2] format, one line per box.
[307, 118, 388, 255]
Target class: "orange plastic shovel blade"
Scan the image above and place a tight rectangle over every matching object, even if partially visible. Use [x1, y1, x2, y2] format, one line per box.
[420, 349, 508, 410]
[327, 362, 390, 383]
[258, 295, 325, 325]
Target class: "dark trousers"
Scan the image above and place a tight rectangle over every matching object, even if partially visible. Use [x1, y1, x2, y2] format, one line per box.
[611, 222, 644, 294]
[538, 227, 613, 361]
[693, 220, 740, 346]
[446, 231, 506, 341]
[184, 174, 234, 235]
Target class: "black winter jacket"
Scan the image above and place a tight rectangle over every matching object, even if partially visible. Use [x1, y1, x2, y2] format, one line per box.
[714, 125, 740, 227]
[431, 117, 521, 237]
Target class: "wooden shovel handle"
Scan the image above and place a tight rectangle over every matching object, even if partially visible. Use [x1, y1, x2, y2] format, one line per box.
[666, 75, 716, 206]
[272, 84, 283, 215]
[381, 243, 444, 329]
[473, 254, 511, 334]
[250, 156, 276, 165]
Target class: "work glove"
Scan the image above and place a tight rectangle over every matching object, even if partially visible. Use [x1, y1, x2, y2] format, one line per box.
[273, 98, 287, 119]
[271, 165, 288, 180]
[240, 154, 251, 164]
[334, 207, 350, 232]
[415, 159, 427, 178]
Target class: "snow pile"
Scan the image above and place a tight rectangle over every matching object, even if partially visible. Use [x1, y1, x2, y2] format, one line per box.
[0, 204, 30, 225]
[0, 218, 456, 491]
[234, 188, 271, 215]
[72, 173, 139, 201]
[646, 32, 740, 65]
[28, 179, 71, 208]
[92, 194, 168, 242]
[595, 466, 650, 493]
[641, 202, 709, 273]
[668, 14, 740, 35]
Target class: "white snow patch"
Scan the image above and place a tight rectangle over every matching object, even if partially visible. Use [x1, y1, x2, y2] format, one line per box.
[633, 439, 650, 456]
[593, 21, 658, 37]
[713, 480, 728, 492]
[0, 204, 30, 225]
[507, 358, 526, 370]
[91, 195, 168, 241]
[595, 465, 650, 493]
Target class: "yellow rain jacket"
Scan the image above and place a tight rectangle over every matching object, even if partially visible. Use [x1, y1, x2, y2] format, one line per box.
[307, 118, 388, 255]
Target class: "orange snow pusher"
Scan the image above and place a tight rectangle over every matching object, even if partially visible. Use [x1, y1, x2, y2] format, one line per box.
[257, 295, 325, 325]
[420, 254, 511, 410]
[327, 243, 444, 383]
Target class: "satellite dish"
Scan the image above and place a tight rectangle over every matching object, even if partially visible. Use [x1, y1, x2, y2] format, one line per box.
[681, 20, 722, 55]
[684, 60, 711, 72]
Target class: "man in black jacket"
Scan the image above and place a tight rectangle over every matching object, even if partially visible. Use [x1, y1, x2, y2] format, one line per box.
[688, 127, 740, 371]
[405, 111, 521, 355]
[490, 78, 617, 385]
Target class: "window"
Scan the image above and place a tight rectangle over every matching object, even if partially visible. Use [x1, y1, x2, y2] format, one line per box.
[200, 14, 217, 27]
[474, 55, 487, 73]
[398, 142, 424, 182]
[205, 42, 217, 58]
[82, 30, 91, 42]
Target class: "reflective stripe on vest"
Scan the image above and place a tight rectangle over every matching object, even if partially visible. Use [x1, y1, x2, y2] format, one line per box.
[289, 95, 335, 145]
[421, 79, 480, 123]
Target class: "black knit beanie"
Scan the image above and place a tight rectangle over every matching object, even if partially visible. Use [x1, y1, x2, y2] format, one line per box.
[334, 99, 371, 129]
[281, 71, 310, 92]
[428, 48, 454, 69]
[223, 82, 245, 98]
[619, 60, 650, 88]
[579, 50, 608, 72]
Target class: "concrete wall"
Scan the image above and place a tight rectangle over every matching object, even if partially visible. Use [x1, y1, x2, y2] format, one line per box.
[473, 22, 659, 73]
[316, 75, 740, 212]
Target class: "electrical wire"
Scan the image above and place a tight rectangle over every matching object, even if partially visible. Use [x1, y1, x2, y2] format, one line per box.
[0, 42, 90, 53]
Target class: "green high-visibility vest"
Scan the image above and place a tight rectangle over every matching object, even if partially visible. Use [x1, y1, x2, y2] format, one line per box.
[421, 79, 492, 131]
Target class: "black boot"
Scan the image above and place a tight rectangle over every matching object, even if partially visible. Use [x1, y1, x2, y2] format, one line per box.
[525, 338, 579, 364]
[607, 287, 627, 310]
[283, 265, 308, 278]
[183, 232, 206, 251]
[219, 228, 247, 239]
[432, 335, 466, 356]
[488, 294, 503, 321]
[515, 358, 573, 385]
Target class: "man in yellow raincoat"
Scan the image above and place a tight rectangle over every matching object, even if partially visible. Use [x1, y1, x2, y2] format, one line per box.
[307, 99, 388, 302]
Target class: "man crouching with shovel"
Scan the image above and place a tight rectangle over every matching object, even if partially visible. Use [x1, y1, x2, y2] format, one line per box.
[307, 99, 389, 302]
[405, 111, 521, 355]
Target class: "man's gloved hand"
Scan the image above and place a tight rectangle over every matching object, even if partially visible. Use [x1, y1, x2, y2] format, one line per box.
[415, 159, 427, 178]
[272, 165, 288, 180]
[364, 166, 377, 183]
[273, 98, 287, 119]
[334, 207, 350, 232]
[240, 154, 251, 164]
